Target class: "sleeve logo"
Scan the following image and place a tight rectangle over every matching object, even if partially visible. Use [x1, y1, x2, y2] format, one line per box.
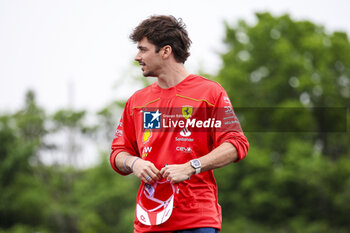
[114, 129, 123, 139]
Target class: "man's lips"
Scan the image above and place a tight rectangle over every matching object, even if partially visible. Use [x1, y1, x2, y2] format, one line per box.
[139, 62, 145, 70]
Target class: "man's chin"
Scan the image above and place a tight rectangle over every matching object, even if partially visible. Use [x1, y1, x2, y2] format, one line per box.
[143, 71, 156, 78]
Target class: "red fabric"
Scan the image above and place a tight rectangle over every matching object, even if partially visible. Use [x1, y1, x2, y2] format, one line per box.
[110, 74, 249, 232]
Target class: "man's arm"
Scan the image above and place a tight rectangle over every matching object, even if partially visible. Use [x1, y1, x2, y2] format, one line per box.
[115, 152, 162, 183]
[160, 142, 237, 184]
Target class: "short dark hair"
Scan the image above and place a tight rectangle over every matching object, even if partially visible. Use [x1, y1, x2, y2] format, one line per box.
[130, 15, 192, 63]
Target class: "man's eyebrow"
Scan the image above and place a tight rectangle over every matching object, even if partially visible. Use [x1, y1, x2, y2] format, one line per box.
[137, 45, 147, 50]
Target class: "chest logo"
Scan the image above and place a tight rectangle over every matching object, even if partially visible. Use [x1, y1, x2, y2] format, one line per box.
[143, 129, 153, 144]
[142, 146, 152, 159]
[182, 106, 193, 119]
[179, 127, 191, 137]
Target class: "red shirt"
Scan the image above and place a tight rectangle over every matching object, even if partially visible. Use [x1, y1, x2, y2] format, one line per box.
[110, 74, 249, 232]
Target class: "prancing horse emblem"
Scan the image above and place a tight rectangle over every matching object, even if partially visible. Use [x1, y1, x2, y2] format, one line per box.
[182, 106, 193, 119]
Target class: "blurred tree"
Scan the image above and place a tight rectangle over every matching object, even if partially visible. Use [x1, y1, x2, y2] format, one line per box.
[215, 12, 350, 232]
[217, 12, 349, 158]
[96, 101, 125, 146]
[0, 90, 137, 233]
[0, 91, 50, 230]
[51, 109, 87, 166]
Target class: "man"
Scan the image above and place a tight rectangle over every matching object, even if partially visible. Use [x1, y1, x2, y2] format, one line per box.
[110, 15, 249, 233]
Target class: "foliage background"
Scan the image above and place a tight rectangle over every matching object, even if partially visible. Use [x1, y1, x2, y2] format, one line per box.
[1, 12, 349, 233]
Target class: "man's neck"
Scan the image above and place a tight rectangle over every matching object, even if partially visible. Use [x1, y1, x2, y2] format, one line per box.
[156, 64, 190, 89]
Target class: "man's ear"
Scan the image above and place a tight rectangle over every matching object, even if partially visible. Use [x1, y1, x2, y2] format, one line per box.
[161, 45, 172, 59]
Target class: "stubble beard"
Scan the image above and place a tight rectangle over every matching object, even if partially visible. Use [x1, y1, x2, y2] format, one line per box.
[142, 68, 157, 78]
[141, 62, 159, 78]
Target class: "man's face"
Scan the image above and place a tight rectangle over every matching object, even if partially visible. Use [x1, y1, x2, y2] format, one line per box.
[134, 37, 162, 77]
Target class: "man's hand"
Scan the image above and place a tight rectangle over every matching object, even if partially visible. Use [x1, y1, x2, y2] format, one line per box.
[132, 158, 162, 184]
[160, 162, 194, 184]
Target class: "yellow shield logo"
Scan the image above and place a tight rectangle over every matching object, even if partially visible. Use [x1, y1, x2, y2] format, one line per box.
[182, 106, 193, 119]
[142, 129, 152, 144]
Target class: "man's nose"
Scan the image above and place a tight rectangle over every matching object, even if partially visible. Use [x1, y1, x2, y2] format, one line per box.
[134, 52, 141, 61]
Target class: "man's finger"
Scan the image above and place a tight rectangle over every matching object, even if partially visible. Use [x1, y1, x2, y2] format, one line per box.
[148, 165, 161, 180]
[160, 167, 166, 175]
[145, 175, 152, 182]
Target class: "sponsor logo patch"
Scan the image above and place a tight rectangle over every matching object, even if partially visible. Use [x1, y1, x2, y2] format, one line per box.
[175, 137, 194, 142]
[142, 146, 152, 159]
[181, 106, 193, 119]
[180, 127, 191, 137]
[143, 129, 152, 144]
[114, 129, 123, 139]
[176, 146, 193, 153]
[223, 96, 231, 105]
